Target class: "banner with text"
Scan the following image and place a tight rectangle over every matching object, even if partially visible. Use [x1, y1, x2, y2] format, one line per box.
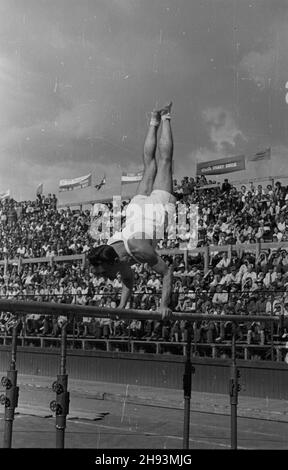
[196, 155, 245, 176]
[59, 173, 92, 192]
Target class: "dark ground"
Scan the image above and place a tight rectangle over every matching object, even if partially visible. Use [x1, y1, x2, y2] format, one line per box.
[1, 373, 288, 450]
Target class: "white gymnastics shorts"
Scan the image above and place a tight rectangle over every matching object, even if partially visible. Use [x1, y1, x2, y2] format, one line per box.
[122, 189, 176, 240]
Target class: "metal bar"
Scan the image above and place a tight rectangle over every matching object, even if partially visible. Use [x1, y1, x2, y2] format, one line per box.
[229, 323, 240, 450]
[0, 300, 281, 323]
[193, 321, 198, 356]
[60, 323, 67, 375]
[270, 292, 274, 361]
[56, 323, 68, 449]
[50, 323, 70, 449]
[183, 322, 194, 449]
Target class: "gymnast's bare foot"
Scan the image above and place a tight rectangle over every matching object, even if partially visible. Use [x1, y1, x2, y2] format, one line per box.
[149, 102, 172, 126]
[149, 109, 161, 127]
[160, 101, 172, 116]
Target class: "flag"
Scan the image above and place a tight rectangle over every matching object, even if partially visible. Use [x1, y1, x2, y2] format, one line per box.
[59, 173, 92, 192]
[94, 174, 106, 191]
[249, 147, 271, 162]
[0, 189, 10, 200]
[196, 155, 245, 176]
[36, 183, 43, 196]
[121, 171, 143, 184]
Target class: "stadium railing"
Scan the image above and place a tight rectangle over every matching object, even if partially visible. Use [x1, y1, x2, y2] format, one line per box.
[1, 240, 288, 274]
[0, 299, 282, 449]
[1, 334, 286, 362]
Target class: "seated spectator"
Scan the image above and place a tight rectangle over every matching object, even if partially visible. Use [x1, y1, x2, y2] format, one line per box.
[25, 313, 42, 335]
[215, 252, 231, 270]
[147, 273, 161, 292]
[212, 285, 228, 306]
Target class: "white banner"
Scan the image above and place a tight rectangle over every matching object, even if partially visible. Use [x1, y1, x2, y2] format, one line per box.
[59, 173, 92, 192]
[0, 189, 10, 200]
[121, 171, 143, 184]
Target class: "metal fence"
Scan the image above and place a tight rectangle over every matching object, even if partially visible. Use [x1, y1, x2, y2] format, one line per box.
[2, 240, 288, 274]
[0, 299, 281, 450]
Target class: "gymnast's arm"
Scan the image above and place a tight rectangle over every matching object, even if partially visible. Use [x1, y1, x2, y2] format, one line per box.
[117, 263, 134, 309]
[150, 255, 173, 318]
[127, 237, 173, 318]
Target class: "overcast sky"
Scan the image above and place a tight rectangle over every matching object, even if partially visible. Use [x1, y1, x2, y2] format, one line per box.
[0, 0, 288, 202]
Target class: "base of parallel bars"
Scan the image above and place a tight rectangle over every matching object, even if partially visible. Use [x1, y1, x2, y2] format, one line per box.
[56, 423, 65, 449]
[229, 374, 240, 450]
[230, 404, 238, 450]
[1, 369, 19, 449]
[183, 398, 191, 450]
[3, 419, 13, 448]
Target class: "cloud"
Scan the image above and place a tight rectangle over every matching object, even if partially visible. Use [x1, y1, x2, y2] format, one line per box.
[239, 49, 275, 90]
[202, 107, 247, 153]
[239, 16, 288, 89]
[0, 0, 287, 199]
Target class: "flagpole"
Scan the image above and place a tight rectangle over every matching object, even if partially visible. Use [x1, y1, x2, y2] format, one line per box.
[195, 155, 198, 178]
[119, 164, 123, 199]
[269, 147, 273, 188]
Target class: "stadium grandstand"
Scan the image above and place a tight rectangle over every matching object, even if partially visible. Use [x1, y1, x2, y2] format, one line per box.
[1, 173, 288, 363]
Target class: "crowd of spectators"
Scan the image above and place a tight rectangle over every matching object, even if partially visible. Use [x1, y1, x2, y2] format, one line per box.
[171, 175, 288, 248]
[1, 176, 288, 260]
[0, 193, 90, 260]
[1, 176, 288, 360]
[0, 246, 287, 348]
